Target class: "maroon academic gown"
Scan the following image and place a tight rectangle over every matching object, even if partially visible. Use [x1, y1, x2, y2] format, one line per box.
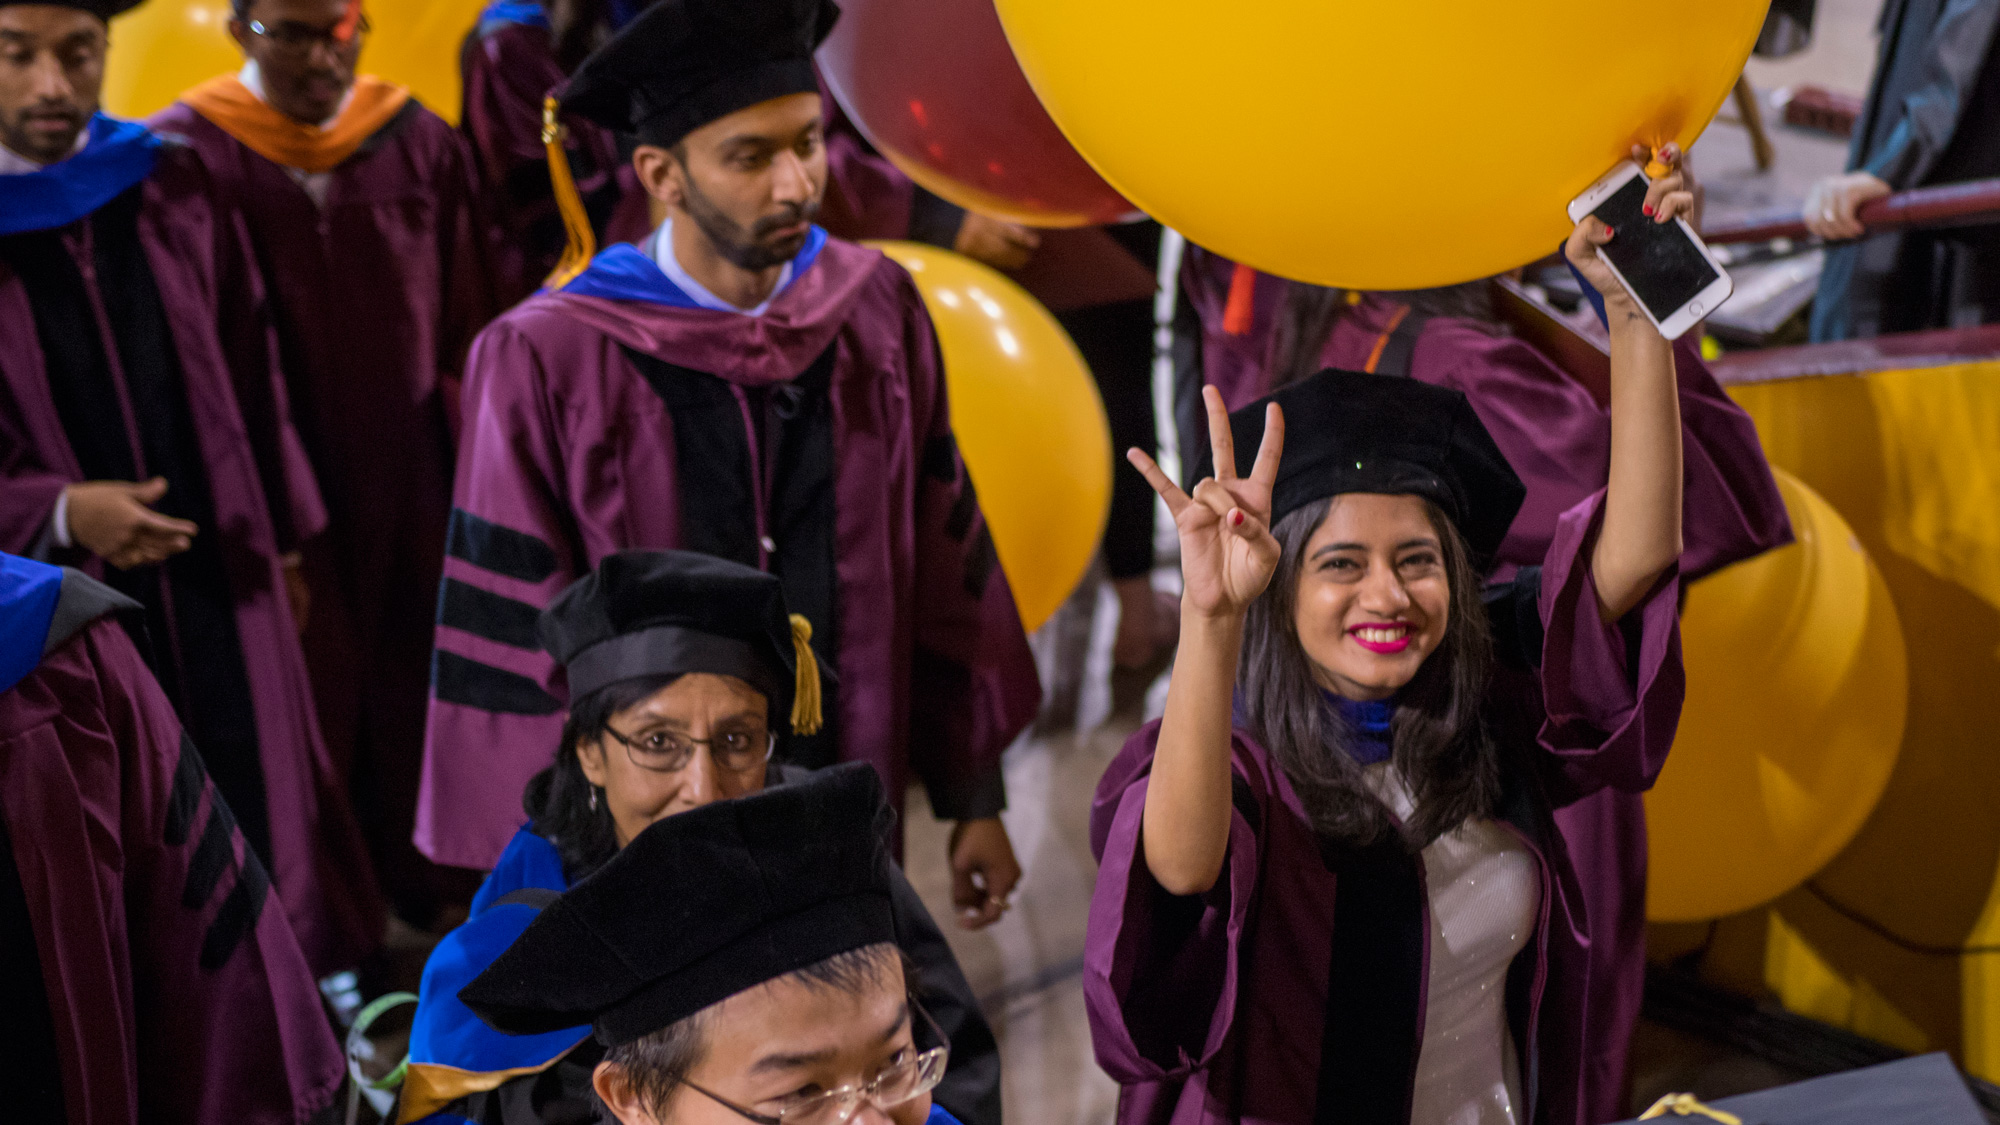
[0, 142, 381, 976]
[1320, 296, 1789, 1123]
[151, 97, 495, 919]
[0, 569, 345, 1125]
[1182, 258, 1792, 1120]
[419, 234, 1042, 869]
[1087, 494, 1686, 1125]
[458, 15, 652, 306]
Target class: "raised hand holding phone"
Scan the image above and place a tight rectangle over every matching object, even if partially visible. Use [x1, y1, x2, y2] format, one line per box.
[1567, 143, 1731, 339]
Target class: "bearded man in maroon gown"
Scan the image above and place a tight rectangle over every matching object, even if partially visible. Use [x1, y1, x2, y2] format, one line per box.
[0, 0, 379, 977]
[151, 0, 497, 929]
[0, 551, 345, 1125]
[423, 0, 1041, 931]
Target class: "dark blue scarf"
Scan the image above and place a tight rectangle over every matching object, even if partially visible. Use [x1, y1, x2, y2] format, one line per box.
[476, 0, 549, 29]
[1326, 692, 1395, 765]
[557, 225, 827, 307]
[0, 114, 162, 237]
[477, 0, 645, 32]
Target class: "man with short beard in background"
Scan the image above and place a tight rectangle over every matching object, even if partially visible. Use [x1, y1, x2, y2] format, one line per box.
[0, 0, 382, 982]
[422, 0, 1041, 933]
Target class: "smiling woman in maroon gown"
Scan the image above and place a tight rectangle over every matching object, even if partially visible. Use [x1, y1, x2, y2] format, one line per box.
[1175, 145, 1791, 1122]
[1087, 173, 1697, 1125]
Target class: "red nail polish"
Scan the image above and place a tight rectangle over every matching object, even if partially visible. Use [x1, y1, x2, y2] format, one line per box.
[1642, 203, 1655, 217]
[1601, 226, 1614, 240]
[1231, 511, 1245, 527]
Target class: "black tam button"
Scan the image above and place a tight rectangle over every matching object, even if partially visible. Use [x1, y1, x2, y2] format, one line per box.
[1193, 369, 1527, 568]
[458, 762, 898, 1046]
[561, 0, 840, 146]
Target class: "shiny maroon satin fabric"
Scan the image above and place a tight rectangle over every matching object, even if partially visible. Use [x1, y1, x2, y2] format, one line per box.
[419, 237, 1041, 869]
[1086, 493, 1688, 1125]
[0, 147, 383, 976]
[151, 98, 498, 923]
[0, 615, 344, 1125]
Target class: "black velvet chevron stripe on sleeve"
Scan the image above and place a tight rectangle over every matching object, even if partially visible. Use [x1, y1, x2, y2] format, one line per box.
[437, 577, 545, 650]
[164, 731, 204, 846]
[447, 508, 559, 583]
[922, 434, 959, 483]
[198, 852, 270, 972]
[432, 650, 563, 715]
[162, 731, 272, 972]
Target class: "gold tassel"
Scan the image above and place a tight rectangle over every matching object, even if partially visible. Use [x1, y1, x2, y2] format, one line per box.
[541, 94, 596, 291]
[1639, 1094, 1742, 1125]
[788, 614, 823, 735]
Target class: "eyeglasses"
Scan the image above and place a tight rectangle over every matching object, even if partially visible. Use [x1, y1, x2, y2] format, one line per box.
[681, 1003, 950, 1125]
[244, 16, 370, 57]
[598, 723, 775, 774]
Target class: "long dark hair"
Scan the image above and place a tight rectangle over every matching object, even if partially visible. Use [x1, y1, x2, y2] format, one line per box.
[523, 673, 679, 883]
[1238, 495, 1500, 848]
[1268, 281, 1502, 392]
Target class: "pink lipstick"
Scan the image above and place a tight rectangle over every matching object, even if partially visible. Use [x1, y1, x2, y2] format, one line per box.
[1348, 622, 1413, 654]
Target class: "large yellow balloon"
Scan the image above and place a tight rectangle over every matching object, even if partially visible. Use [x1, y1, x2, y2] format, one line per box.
[1646, 470, 1908, 923]
[870, 242, 1111, 633]
[990, 0, 1769, 289]
[105, 0, 487, 122]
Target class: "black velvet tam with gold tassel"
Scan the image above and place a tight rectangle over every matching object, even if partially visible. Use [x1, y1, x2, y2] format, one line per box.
[537, 549, 832, 734]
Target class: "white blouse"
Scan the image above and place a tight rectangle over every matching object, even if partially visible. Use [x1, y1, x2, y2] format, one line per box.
[1366, 767, 1542, 1125]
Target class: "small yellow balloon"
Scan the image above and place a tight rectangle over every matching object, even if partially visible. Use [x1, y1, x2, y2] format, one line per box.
[104, 0, 488, 122]
[871, 241, 1111, 633]
[1646, 470, 1909, 923]
[991, 0, 1769, 289]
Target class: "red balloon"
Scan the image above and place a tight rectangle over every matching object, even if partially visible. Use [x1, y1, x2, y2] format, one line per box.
[816, 0, 1136, 228]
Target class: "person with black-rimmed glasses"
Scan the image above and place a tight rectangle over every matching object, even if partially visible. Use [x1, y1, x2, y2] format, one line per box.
[398, 550, 998, 1125]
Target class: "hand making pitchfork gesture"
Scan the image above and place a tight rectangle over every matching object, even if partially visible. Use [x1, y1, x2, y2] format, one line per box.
[1126, 386, 1287, 622]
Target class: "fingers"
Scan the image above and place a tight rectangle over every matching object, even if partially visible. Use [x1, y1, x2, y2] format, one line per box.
[1829, 189, 1867, 240]
[1652, 189, 1697, 225]
[1190, 478, 1240, 525]
[1203, 385, 1237, 482]
[1802, 180, 1836, 239]
[1565, 216, 1612, 269]
[134, 508, 199, 538]
[129, 476, 169, 504]
[950, 861, 1002, 929]
[1642, 171, 1684, 219]
[1127, 447, 1190, 517]
[1247, 403, 1284, 496]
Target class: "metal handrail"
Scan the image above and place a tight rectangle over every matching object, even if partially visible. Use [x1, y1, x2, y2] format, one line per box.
[1702, 176, 2000, 246]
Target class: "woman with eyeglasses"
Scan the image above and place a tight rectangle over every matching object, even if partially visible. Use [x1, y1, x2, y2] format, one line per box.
[399, 550, 1000, 1125]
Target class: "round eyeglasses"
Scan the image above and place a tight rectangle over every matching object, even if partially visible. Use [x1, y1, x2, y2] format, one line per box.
[598, 723, 776, 775]
[680, 1002, 950, 1125]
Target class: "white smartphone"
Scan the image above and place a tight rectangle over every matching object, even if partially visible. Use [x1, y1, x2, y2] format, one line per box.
[1566, 160, 1733, 341]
